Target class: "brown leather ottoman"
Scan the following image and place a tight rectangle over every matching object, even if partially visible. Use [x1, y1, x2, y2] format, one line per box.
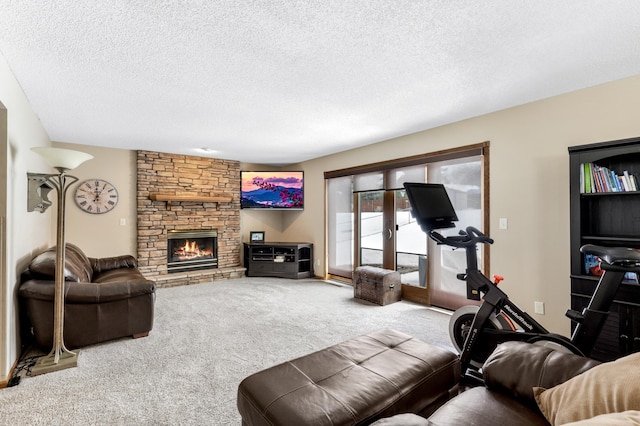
[237, 328, 460, 426]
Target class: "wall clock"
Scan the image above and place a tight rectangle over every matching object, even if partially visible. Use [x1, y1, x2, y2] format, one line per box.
[74, 178, 119, 214]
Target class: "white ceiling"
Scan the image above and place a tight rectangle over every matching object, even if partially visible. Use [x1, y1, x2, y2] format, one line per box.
[2, 1, 640, 165]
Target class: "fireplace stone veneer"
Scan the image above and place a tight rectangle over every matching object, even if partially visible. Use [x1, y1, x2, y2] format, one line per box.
[137, 151, 245, 287]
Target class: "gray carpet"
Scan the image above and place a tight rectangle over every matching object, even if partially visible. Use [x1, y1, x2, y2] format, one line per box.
[2, 277, 453, 425]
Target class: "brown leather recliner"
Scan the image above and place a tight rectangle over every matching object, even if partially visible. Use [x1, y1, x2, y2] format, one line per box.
[19, 243, 156, 349]
[373, 341, 602, 426]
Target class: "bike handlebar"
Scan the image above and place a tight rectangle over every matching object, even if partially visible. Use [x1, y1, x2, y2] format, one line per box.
[429, 226, 494, 248]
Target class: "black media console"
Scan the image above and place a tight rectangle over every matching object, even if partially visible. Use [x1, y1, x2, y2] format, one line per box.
[244, 242, 314, 279]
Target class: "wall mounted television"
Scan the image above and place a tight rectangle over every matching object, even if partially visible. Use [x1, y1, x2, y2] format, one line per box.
[240, 171, 304, 210]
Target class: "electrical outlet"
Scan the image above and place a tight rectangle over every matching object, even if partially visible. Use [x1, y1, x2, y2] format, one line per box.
[499, 218, 508, 230]
[534, 301, 545, 315]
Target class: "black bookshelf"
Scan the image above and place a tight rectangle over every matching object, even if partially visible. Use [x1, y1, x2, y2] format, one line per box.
[569, 137, 640, 361]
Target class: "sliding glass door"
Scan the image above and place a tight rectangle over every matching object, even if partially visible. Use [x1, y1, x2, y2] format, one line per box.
[325, 143, 488, 309]
[352, 166, 430, 302]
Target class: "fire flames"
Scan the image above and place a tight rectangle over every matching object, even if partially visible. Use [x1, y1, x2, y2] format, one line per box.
[173, 239, 212, 260]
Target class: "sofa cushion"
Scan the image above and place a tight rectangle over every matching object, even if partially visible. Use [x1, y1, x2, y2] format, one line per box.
[20, 279, 156, 303]
[427, 387, 549, 426]
[90, 255, 138, 274]
[92, 267, 149, 284]
[533, 351, 640, 425]
[482, 341, 600, 406]
[28, 243, 93, 282]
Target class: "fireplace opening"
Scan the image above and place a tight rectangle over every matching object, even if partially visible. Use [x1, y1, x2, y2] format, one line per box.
[167, 230, 218, 273]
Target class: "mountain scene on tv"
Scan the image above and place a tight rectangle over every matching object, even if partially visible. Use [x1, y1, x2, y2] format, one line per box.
[241, 172, 303, 209]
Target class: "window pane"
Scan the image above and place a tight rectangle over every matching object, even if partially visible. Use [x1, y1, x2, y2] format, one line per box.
[359, 191, 384, 268]
[354, 171, 384, 192]
[396, 189, 427, 286]
[389, 165, 427, 190]
[429, 156, 482, 309]
[327, 176, 354, 277]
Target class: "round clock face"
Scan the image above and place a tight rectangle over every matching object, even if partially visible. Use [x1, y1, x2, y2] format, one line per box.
[74, 179, 119, 214]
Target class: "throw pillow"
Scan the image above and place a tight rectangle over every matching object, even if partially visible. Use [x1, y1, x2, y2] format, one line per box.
[533, 352, 640, 425]
[562, 410, 640, 425]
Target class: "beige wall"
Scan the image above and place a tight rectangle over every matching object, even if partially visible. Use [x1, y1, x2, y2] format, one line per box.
[53, 143, 137, 258]
[0, 52, 54, 381]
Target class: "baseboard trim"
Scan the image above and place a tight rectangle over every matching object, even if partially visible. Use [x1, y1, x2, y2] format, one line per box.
[0, 355, 20, 388]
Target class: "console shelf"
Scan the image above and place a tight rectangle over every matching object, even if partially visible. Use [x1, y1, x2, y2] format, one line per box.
[244, 242, 313, 279]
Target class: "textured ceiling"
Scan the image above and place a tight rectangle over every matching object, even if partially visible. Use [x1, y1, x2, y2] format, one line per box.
[1, 1, 640, 165]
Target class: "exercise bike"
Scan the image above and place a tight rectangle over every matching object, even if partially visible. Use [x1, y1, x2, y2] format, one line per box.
[403, 182, 640, 380]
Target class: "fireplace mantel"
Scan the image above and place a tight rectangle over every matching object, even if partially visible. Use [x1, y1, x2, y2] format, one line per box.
[149, 193, 233, 209]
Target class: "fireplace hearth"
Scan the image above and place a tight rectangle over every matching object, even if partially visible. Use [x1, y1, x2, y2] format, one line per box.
[167, 230, 218, 273]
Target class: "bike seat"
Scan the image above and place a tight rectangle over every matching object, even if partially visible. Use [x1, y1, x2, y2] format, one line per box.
[580, 244, 640, 266]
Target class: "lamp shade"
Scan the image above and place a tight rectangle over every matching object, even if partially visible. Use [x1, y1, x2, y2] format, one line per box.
[32, 147, 93, 171]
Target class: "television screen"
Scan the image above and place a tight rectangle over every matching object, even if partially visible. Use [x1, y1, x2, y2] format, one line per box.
[403, 182, 458, 231]
[241, 171, 304, 210]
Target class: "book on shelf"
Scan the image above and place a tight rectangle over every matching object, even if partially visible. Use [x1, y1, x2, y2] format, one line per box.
[580, 163, 638, 193]
[584, 253, 602, 276]
[584, 253, 639, 283]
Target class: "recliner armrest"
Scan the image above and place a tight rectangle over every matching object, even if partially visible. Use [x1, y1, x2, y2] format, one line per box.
[482, 341, 600, 405]
[90, 255, 138, 274]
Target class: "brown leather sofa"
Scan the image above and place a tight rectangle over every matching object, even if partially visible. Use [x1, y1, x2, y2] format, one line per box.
[19, 243, 156, 349]
[374, 341, 603, 426]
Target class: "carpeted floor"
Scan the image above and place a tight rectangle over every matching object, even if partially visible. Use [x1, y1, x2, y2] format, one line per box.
[2, 277, 453, 425]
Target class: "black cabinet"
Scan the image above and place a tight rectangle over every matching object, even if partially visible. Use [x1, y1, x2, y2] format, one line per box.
[244, 243, 313, 279]
[569, 137, 640, 361]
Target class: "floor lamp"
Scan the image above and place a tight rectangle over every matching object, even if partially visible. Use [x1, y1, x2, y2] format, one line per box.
[30, 147, 93, 375]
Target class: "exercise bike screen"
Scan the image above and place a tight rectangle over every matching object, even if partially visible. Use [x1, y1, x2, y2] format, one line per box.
[403, 183, 459, 231]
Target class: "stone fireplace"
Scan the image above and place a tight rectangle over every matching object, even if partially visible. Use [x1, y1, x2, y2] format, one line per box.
[136, 151, 245, 287]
